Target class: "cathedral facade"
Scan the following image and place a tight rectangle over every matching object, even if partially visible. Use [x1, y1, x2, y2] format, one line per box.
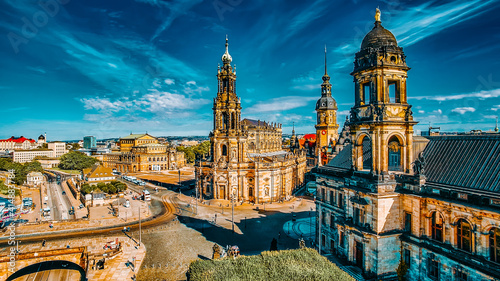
[315, 9, 500, 280]
[196, 38, 306, 203]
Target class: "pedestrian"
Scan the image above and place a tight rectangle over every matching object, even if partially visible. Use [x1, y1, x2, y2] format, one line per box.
[42, 239, 46, 247]
[214, 213, 217, 223]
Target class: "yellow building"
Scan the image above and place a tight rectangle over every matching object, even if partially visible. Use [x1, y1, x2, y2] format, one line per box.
[103, 133, 185, 173]
[196, 38, 306, 203]
[315, 10, 500, 281]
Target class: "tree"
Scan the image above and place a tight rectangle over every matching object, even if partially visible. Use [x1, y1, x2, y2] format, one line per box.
[176, 141, 210, 164]
[80, 183, 95, 194]
[59, 151, 99, 171]
[70, 143, 81, 150]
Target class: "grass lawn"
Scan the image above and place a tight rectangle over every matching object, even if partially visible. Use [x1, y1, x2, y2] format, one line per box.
[187, 248, 355, 281]
[48, 167, 81, 175]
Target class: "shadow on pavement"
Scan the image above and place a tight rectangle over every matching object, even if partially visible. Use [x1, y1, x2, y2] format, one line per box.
[177, 210, 311, 256]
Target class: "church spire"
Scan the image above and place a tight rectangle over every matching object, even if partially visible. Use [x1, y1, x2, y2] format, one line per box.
[324, 45, 328, 76]
[221, 35, 232, 64]
[321, 46, 331, 98]
[495, 117, 499, 133]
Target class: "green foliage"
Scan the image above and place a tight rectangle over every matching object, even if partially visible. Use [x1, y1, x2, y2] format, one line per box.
[59, 151, 99, 171]
[80, 183, 95, 194]
[176, 141, 210, 163]
[0, 158, 43, 185]
[187, 248, 355, 281]
[80, 180, 127, 195]
[0, 180, 20, 196]
[397, 260, 409, 281]
[70, 143, 81, 150]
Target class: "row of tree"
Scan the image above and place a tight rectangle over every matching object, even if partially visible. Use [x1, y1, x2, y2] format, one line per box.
[0, 158, 43, 185]
[58, 151, 99, 171]
[80, 180, 127, 195]
[176, 141, 210, 163]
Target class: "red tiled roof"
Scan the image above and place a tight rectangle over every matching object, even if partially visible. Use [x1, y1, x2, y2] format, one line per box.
[0, 136, 36, 143]
[302, 134, 316, 140]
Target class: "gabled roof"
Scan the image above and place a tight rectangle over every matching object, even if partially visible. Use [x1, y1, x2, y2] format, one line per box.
[423, 135, 500, 192]
[0, 136, 36, 143]
[83, 165, 114, 179]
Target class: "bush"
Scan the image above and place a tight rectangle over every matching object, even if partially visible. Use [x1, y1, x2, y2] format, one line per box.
[187, 248, 354, 281]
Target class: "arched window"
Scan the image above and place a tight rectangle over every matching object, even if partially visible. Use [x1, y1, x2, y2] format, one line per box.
[388, 136, 402, 171]
[231, 112, 236, 129]
[361, 136, 372, 170]
[457, 219, 472, 252]
[222, 144, 227, 156]
[222, 112, 228, 130]
[431, 212, 444, 242]
[490, 228, 500, 263]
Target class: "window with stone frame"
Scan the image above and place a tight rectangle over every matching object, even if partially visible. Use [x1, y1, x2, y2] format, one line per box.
[322, 211, 327, 225]
[338, 192, 344, 209]
[489, 227, 500, 263]
[456, 219, 472, 252]
[321, 188, 325, 202]
[431, 212, 444, 242]
[329, 190, 335, 205]
[454, 267, 469, 281]
[353, 206, 365, 226]
[339, 230, 345, 248]
[403, 248, 411, 267]
[404, 212, 412, 233]
[330, 213, 335, 229]
[427, 253, 440, 280]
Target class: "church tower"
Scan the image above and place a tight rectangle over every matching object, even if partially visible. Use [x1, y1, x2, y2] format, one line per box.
[349, 8, 417, 174]
[211, 36, 244, 167]
[315, 47, 339, 165]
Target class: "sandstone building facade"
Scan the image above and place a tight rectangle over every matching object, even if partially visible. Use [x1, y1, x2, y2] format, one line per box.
[196, 38, 306, 203]
[315, 9, 500, 280]
[103, 133, 185, 173]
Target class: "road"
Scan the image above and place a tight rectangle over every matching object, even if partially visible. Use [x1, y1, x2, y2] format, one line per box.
[0, 184, 175, 246]
[46, 182, 72, 221]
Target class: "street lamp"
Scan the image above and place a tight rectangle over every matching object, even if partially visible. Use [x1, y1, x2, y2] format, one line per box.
[231, 192, 235, 233]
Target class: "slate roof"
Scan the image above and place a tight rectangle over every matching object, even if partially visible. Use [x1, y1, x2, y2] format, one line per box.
[326, 143, 352, 170]
[241, 119, 273, 128]
[423, 135, 500, 192]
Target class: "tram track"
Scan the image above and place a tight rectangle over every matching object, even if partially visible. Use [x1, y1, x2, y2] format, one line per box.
[0, 188, 178, 247]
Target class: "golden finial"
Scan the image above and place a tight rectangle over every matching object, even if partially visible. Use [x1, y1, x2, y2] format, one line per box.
[375, 7, 381, 22]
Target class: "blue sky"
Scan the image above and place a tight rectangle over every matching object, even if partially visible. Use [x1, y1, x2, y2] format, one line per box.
[1, 0, 500, 141]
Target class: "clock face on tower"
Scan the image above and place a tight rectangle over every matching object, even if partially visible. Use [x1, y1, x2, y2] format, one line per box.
[321, 130, 326, 135]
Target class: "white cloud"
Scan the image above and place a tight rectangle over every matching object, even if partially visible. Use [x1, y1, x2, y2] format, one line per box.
[411, 88, 500, 101]
[451, 107, 476, 114]
[491, 105, 500, 111]
[291, 75, 319, 91]
[246, 96, 317, 113]
[164, 78, 175, 85]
